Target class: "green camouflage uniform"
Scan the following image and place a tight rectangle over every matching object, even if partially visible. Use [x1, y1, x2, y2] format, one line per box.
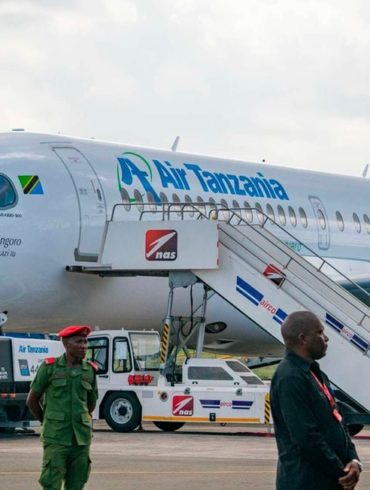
[31, 354, 98, 490]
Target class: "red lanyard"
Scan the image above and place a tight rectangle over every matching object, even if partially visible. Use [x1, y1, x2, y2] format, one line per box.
[311, 371, 342, 423]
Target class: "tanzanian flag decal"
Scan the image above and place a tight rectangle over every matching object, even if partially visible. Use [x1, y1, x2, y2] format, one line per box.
[18, 175, 44, 195]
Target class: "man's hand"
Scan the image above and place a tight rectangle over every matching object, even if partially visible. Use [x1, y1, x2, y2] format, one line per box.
[338, 461, 361, 489]
[26, 389, 43, 423]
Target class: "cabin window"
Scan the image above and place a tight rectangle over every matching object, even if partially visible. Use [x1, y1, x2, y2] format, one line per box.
[277, 205, 286, 226]
[232, 200, 242, 223]
[255, 202, 264, 224]
[196, 196, 206, 216]
[159, 191, 168, 214]
[184, 194, 194, 217]
[353, 213, 361, 233]
[171, 193, 182, 216]
[225, 361, 264, 385]
[113, 337, 132, 373]
[86, 337, 109, 374]
[220, 198, 230, 221]
[0, 175, 17, 209]
[133, 189, 144, 212]
[299, 207, 308, 228]
[232, 199, 241, 212]
[159, 192, 168, 203]
[336, 211, 344, 232]
[288, 206, 297, 227]
[363, 214, 370, 234]
[120, 187, 131, 211]
[147, 192, 157, 213]
[207, 197, 217, 219]
[266, 204, 275, 224]
[188, 366, 233, 381]
[129, 332, 160, 371]
[243, 201, 253, 223]
[317, 209, 326, 230]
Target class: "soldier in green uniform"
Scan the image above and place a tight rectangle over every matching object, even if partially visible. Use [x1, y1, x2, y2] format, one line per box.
[26, 325, 98, 490]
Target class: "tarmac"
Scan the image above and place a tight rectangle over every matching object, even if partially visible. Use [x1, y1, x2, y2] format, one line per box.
[0, 422, 370, 490]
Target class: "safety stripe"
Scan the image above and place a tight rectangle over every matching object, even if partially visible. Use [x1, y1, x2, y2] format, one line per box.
[143, 416, 261, 423]
[200, 399, 220, 408]
[236, 276, 263, 306]
[272, 308, 287, 325]
[232, 400, 253, 410]
[325, 313, 369, 353]
[160, 323, 170, 364]
[264, 393, 271, 425]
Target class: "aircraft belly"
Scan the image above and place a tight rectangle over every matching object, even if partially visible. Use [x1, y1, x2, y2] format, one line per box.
[3, 270, 282, 355]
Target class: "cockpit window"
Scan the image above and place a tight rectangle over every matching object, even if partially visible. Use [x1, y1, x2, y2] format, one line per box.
[0, 174, 18, 209]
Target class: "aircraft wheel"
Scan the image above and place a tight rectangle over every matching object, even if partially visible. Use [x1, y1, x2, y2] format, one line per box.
[103, 392, 141, 432]
[153, 421, 185, 431]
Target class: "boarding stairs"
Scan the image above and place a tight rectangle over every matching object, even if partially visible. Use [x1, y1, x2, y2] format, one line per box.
[67, 203, 370, 413]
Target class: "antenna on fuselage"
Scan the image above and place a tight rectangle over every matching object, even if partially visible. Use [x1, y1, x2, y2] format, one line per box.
[362, 164, 369, 178]
[0, 311, 8, 336]
[171, 136, 180, 152]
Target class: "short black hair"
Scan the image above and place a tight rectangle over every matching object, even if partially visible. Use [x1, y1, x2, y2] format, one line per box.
[281, 311, 321, 348]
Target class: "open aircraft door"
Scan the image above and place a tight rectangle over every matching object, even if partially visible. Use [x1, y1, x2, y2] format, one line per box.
[53, 147, 106, 262]
[309, 195, 330, 250]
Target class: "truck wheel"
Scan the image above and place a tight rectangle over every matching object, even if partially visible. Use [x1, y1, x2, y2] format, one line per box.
[103, 392, 141, 432]
[153, 421, 185, 432]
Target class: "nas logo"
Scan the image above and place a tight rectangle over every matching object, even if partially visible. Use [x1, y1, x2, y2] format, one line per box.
[172, 395, 194, 416]
[145, 229, 177, 261]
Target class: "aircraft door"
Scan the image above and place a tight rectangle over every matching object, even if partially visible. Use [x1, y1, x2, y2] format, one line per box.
[53, 147, 106, 262]
[309, 195, 330, 250]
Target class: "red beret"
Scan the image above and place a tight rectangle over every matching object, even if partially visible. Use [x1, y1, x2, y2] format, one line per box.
[58, 325, 92, 338]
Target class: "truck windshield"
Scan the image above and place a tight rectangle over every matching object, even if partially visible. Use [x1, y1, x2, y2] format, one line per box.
[0, 174, 17, 209]
[129, 332, 160, 371]
[226, 360, 265, 385]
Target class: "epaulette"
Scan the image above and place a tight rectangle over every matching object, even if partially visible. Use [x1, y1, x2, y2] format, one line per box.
[44, 357, 56, 365]
[88, 361, 98, 371]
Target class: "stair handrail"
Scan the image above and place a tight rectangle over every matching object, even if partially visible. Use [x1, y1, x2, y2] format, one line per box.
[109, 201, 370, 311]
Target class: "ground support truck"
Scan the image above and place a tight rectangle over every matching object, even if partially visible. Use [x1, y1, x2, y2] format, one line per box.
[87, 329, 271, 432]
[0, 328, 271, 433]
[0, 333, 63, 430]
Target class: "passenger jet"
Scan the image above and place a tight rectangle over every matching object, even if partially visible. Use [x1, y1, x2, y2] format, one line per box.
[1, 130, 369, 356]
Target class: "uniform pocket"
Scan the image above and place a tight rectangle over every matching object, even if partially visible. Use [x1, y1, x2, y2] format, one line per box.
[81, 380, 93, 391]
[39, 456, 64, 488]
[51, 378, 67, 397]
[39, 458, 51, 487]
[52, 378, 67, 387]
[43, 411, 66, 439]
[46, 411, 65, 421]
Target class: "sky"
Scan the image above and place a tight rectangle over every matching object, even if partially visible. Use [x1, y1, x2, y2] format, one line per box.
[1, 0, 370, 176]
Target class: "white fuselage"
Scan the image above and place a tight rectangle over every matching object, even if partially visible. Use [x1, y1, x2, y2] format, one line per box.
[1, 131, 370, 355]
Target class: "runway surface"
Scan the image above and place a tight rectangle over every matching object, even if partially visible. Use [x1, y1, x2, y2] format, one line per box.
[1, 422, 370, 489]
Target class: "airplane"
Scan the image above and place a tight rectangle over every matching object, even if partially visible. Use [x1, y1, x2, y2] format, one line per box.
[1, 129, 370, 357]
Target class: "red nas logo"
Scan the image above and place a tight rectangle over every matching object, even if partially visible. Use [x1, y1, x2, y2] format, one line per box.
[145, 229, 177, 261]
[172, 395, 194, 416]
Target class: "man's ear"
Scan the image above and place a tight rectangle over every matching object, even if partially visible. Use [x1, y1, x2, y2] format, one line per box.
[297, 332, 306, 345]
